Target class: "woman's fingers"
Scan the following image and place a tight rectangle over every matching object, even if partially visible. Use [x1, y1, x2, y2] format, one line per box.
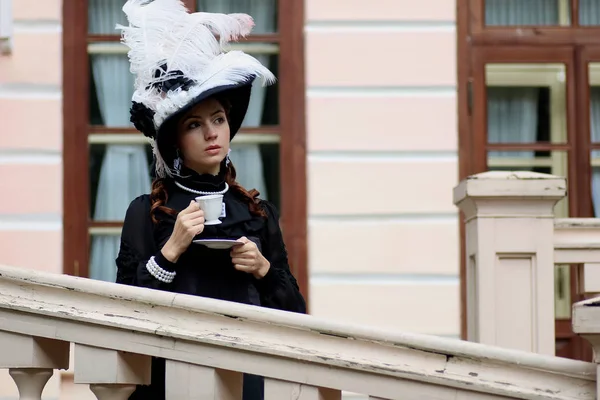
[232, 257, 255, 265]
[233, 264, 254, 273]
[187, 215, 205, 226]
[182, 209, 204, 221]
[231, 253, 254, 261]
[181, 200, 200, 214]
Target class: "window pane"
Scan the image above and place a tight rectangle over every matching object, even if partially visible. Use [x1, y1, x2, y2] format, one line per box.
[197, 0, 277, 33]
[485, 0, 570, 26]
[588, 64, 600, 218]
[579, 0, 600, 25]
[89, 233, 121, 282]
[88, 0, 128, 34]
[89, 143, 153, 220]
[229, 141, 280, 209]
[89, 52, 135, 127]
[589, 63, 600, 144]
[486, 63, 567, 145]
[590, 150, 600, 218]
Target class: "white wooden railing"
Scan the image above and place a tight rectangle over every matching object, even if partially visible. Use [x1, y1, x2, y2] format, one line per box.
[0, 262, 597, 400]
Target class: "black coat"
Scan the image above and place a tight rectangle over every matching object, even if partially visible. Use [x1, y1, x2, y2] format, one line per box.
[115, 179, 306, 400]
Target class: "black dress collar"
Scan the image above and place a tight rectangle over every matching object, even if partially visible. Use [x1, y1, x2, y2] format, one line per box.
[173, 164, 227, 193]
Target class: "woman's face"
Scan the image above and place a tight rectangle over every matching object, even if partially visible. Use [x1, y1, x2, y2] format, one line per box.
[176, 97, 230, 175]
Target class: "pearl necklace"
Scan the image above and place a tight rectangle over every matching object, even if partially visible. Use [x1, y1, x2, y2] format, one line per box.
[174, 181, 229, 196]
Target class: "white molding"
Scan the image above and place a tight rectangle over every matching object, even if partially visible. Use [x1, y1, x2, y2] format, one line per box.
[0, 83, 62, 99]
[307, 86, 456, 98]
[13, 20, 61, 33]
[305, 22, 455, 33]
[310, 273, 459, 286]
[0, 215, 61, 231]
[0, 263, 595, 400]
[0, 151, 61, 165]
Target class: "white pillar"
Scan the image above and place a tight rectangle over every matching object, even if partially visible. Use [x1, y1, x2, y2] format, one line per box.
[454, 171, 566, 355]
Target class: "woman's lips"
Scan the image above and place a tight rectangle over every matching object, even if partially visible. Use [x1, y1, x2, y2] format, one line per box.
[205, 145, 221, 155]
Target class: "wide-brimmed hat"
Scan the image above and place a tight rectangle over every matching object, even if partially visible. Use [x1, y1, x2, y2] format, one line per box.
[118, 0, 276, 178]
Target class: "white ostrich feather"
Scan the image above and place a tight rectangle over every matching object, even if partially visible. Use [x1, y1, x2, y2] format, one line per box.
[118, 0, 263, 96]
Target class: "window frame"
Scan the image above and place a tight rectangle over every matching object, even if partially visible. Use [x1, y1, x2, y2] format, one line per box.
[468, 0, 600, 43]
[458, 0, 600, 360]
[62, 0, 309, 303]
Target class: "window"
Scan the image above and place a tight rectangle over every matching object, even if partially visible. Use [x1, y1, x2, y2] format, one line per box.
[459, 0, 600, 361]
[63, 0, 308, 298]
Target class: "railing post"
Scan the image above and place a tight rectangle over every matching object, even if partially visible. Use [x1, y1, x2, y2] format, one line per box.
[454, 171, 566, 355]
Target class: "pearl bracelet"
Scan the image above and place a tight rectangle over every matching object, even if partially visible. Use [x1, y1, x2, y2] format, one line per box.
[146, 256, 176, 283]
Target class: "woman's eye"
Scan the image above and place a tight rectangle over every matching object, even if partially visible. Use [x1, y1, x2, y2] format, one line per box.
[188, 121, 200, 130]
[215, 117, 225, 124]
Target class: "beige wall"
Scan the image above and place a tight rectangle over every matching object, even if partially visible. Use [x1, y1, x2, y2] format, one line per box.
[305, 0, 460, 337]
[0, 0, 63, 276]
[0, 1, 63, 397]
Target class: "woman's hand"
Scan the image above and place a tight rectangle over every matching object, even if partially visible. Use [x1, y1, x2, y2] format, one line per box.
[162, 200, 204, 263]
[230, 236, 270, 279]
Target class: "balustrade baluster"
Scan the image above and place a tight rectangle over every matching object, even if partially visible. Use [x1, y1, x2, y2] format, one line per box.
[89, 384, 136, 400]
[8, 368, 53, 400]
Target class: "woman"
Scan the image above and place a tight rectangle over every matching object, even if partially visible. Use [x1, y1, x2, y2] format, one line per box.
[114, 1, 306, 399]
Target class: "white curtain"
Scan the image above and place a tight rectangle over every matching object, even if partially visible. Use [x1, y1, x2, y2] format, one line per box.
[590, 89, 600, 216]
[198, 0, 275, 199]
[579, 0, 600, 25]
[487, 87, 539, 162]
[485, 0, 560, 25]
[88, 0, 151, 282]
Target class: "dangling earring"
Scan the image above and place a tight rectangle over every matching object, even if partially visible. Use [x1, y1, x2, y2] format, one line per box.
[225, 148, 231, 167]
[173, 149, 182, 174]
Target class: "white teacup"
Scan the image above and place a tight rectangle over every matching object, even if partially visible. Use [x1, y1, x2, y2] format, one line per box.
[195, 194, 224, 225]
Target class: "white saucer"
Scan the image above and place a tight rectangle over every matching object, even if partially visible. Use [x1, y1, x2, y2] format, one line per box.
[193, 239, 242, 249]
[204, 219, 222, 225]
